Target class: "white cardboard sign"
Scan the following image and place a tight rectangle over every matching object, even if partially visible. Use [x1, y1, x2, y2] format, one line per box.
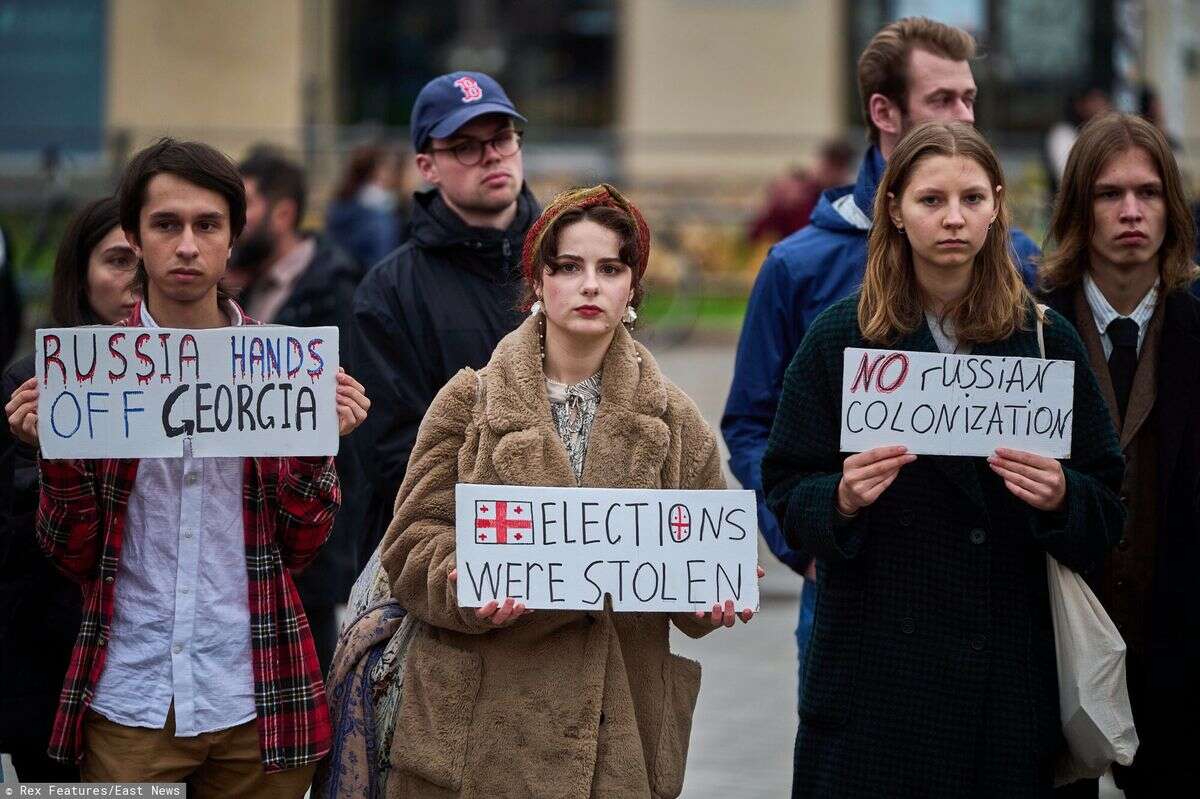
[839, 347, 1074, 458]
[35, 326, 339, 458]
[455, 484, 760, 612]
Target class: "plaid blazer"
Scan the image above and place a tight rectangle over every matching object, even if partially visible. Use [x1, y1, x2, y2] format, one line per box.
[36, 301, 340, 772]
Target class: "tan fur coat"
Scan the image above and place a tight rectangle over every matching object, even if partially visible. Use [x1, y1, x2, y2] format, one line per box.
[382, 316, 724, 798]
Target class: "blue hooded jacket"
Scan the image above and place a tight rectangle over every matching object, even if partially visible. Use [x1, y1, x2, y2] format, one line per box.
[721, 147, 1042, 572]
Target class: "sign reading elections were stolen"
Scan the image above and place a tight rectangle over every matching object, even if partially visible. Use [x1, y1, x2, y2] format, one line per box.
[840, 348, 1075, 458]
[455, 484, 759, 613]
[36, 326, 339, 458]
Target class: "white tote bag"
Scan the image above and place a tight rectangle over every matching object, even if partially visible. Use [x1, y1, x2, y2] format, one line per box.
[1046, 556, 1139, 783]
[1035, 305, 1139, 785]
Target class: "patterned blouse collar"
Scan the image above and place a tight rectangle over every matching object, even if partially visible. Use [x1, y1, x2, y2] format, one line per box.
[545, 370, 603, 482]
[546, 371, 602, 404]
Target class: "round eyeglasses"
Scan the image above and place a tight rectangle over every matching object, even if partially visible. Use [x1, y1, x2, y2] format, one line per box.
[429, 130, 523, 166]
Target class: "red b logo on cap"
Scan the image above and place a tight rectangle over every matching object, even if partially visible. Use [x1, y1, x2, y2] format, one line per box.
[454, 76, 484, 103]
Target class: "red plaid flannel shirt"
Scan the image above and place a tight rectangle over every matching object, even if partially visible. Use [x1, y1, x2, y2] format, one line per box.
[35, 301, 339, 772]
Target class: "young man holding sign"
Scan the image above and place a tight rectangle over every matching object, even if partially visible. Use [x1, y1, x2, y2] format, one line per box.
[1041, 113, 1200, 797]
[762, 123, 1124, 797]
[7, 139, 369, 795]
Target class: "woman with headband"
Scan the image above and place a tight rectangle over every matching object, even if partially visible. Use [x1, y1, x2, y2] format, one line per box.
[380, 185, 758, 798]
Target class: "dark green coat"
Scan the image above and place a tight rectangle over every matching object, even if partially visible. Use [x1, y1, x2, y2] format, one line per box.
[762, 294, 1125, 798]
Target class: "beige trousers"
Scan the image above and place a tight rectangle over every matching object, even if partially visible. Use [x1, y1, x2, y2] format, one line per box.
[82, 705, 316, 798]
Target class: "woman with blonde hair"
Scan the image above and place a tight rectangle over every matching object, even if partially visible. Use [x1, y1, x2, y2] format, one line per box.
[763, 122, 1125, 797]
[381, 184, 758, 798]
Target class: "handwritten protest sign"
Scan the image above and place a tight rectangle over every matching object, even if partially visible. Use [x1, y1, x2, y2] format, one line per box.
[36, 326, 339, 458]
[455, 484, 759, 612]
[840, 348, 1074, 458]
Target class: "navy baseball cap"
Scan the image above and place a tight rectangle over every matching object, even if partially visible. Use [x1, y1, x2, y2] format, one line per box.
[411, 71, 526, 152]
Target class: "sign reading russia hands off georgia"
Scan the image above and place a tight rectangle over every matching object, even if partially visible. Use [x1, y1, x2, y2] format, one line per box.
[840, 347, 1075, 458]
[35, 326, 339, 458]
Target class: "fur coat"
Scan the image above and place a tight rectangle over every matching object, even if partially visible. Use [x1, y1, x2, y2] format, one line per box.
[382, 316, 724, 798]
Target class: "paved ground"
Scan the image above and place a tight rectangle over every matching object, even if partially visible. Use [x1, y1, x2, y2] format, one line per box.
[655, 342, 804, 798]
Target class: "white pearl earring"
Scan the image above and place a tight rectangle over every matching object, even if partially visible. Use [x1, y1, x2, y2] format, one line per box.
[623, 306, 638, 325]
[530, 300, 543, 317]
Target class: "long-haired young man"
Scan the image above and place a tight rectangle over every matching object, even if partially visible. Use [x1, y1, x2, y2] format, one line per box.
[1041, 113, 1200, 796]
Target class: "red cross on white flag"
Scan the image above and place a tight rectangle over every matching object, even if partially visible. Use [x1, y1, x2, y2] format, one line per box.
[475, 500, 534, 544]
[669, 504, 692, 541]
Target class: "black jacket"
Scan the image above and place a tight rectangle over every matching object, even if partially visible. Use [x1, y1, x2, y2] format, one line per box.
[0, 355, 81, 748]
[243, 234, 365, 606]
[762, 295, 1125, 798]
[347, 186, 538, 566]
[1044, 284, 1200, 783]
[241, 233, 363, 334]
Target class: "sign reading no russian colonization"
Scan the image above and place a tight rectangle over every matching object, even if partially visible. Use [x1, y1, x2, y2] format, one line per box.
[455, 484, 759, 613]
[840, 347, 1075, 458]
[36, 326, 339, 458]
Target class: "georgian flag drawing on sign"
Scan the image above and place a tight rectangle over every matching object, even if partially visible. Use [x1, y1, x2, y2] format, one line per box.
[474, 499, 534, 544]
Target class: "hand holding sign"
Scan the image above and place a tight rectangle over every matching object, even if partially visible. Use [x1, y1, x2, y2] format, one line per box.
[334, 368, 370, 436]
[5, 377, 38, 447]
[837, 445, 917, 515]
[449, 567, 532, 626]
[988, 447, 1067, 511]
[693, 565, 766, 627]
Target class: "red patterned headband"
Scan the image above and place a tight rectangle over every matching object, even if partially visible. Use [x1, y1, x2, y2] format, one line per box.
[520, 183, 651, 299]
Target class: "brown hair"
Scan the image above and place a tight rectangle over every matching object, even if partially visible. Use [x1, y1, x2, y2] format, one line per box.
[334, 144, 397, 201]
[118, 138, 246, 240]
[51, 196, 121, 326]
[858, 121, 1030, 345]
[857, 17, 976, 145]
[118, 138, 246, 300]
[1040, 112, 1199, 293]
[518, 185, 651, 313]
[239, 150, 307, 229]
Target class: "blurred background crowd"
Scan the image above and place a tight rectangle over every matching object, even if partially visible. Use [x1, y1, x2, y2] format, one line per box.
[4, 0, 1200, 358]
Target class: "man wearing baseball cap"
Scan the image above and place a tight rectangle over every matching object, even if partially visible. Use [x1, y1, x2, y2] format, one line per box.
[347, 72, 539, 565]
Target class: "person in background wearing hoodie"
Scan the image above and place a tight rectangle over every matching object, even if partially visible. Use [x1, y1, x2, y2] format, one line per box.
[234, 151, 367, 676]
[347, 71, 539, 570]
[721, 16, 1041, 708]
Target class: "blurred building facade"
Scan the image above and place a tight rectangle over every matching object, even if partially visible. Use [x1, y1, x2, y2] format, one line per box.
[2, 0, 1200, 185]
[105, 0, 339, 163]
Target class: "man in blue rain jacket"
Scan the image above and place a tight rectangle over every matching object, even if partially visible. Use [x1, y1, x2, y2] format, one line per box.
[722, 17, 1041, 706]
